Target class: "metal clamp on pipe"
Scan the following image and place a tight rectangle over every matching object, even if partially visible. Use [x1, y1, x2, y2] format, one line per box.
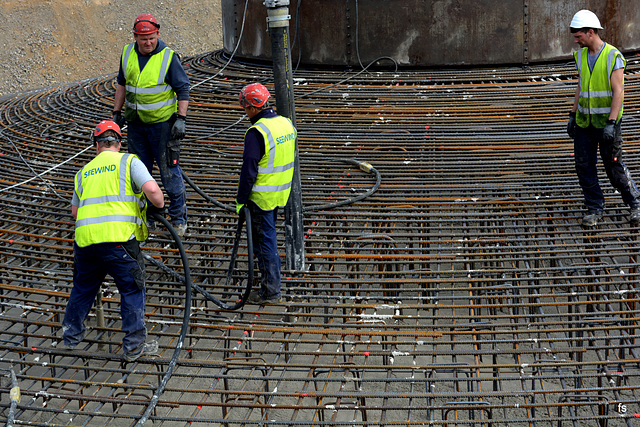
[265, 6, 291, 28]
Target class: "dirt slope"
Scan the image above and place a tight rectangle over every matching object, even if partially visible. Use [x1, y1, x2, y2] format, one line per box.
[0, 0, 223, 96]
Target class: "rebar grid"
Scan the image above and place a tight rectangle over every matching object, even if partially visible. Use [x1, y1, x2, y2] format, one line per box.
[1, 50, 640, 426]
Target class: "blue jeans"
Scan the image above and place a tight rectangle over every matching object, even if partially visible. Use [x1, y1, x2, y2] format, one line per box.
[62, 241, 147, 354]
[574, 123, 640, 212]
[127, 120, 188, 225]
[248, 202, 281, 299]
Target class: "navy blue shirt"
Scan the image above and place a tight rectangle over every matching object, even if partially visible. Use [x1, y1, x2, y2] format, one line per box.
[117, 39, 190, 102]
[236, 108, 278, 205]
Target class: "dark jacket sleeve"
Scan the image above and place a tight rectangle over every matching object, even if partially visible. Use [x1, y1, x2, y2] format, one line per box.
[117, 55, 126, 86]
[165, 54, 191, 102]
[236, 128, 264, 204]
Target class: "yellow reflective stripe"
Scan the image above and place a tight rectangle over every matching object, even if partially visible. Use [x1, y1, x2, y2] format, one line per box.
[76, 214, 143, 228]
[125, 84, 173, 94]
[75, 170, 84, 195]
[122, 44, 134, 72]
[259, 161, 295, 174]
[252, 182, 292, 193]
[581, 90, 613, 97]
[577, 105, 611, 115]
[78, 194, 141, 207]
[254, 122, 277, 167]
[157, 47, 172, 85]
[125, 96, 177, 111]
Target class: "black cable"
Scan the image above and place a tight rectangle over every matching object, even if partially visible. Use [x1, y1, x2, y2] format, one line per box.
[293, 56, 398, 101]
[292, 0, 303, 73]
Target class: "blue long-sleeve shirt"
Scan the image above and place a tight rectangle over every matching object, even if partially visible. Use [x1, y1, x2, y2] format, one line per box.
[117, 39, 190, 102]
[236, 108, 278, 205]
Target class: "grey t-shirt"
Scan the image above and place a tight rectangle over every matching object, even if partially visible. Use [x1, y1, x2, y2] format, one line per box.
[587, 43, 625, 72]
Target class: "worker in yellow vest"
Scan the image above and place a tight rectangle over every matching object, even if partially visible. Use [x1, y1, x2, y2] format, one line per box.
[567, 10, 640, 227]
[62, 120, 165, 362]
[113, 13, 190, 236]
[236, 83, 296, 305]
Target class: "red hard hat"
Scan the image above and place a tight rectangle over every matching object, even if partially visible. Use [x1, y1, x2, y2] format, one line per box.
[94, 120, 122, 138]
[133, 13, 160, 35]
[239, 83, 271, 108]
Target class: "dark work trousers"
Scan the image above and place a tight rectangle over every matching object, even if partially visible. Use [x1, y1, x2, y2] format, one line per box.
[62, 240, 147, 354]
[573, 122, 640, 213]
[248, 202, 282, 299]
[127, 120, 188, 225]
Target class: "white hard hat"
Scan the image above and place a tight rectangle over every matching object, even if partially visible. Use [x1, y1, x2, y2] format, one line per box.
[570, 9, 603, 30]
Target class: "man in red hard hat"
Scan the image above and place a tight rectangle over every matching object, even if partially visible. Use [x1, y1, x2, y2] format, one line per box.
[236, 83, 297, 305]
[63, 120, 165, 362]
[113, 13, 190, 237]
[567, 9, 640, 227]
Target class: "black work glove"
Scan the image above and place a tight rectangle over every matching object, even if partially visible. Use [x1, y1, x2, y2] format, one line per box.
[603, 119, 616, 144]
[171, 115, 186, 140]
[567, 112, 576, 138]
[147, 203, 166, 218]
[112, 110, 125, 128]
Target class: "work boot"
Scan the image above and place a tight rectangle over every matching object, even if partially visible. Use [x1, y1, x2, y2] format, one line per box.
[174, 223, 187, 238]
[630, 207, 640, 226]
[124, 340, 159, 362]
[581, 211, 602, 227]
[246, 290, 280, 305]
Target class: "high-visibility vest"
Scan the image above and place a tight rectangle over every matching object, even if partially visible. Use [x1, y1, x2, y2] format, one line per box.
[74, 151, 148, 247]
[247, 116, 296, 211]
[574, 43, 625, 129]
[122, 43, 177, 123]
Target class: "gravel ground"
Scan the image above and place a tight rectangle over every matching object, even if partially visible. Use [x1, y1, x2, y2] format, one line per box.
[0, 0, 223, 97]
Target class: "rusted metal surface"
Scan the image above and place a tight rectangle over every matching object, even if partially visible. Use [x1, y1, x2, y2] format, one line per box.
[222, 0, 640, 66]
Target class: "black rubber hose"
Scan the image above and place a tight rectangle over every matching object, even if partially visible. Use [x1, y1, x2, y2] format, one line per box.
[183, 157, 381, 215]
[143, 206, 254, 311]
[135, 207, 253, 423]
[135, 213, 192, 426]
[303, 158, 381, 212]
[182, 171, 234, 213]
[2, 367, 19, 427]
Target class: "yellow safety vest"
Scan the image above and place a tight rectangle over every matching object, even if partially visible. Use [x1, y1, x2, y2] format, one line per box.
[122, 43, 177, 123]
[74, 151, 148, 247]
[574, 43, 625, 129]
[248, 116, 296, 211]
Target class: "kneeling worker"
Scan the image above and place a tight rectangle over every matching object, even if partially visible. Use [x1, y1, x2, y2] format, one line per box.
[62, 120, 165, 362]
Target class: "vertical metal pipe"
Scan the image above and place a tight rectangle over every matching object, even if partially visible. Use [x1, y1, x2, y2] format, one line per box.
[265, 0, 305, 271]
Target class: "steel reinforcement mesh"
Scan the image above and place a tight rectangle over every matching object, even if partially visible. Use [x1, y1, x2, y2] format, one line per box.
[1, 50, 639, 426]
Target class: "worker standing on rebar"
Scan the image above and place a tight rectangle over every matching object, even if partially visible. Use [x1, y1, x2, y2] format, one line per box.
[112, 13, 190, 237]
[567, 9, 640, 227]
[62, 120, 165, 362]
[236, 83, 296, 305]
